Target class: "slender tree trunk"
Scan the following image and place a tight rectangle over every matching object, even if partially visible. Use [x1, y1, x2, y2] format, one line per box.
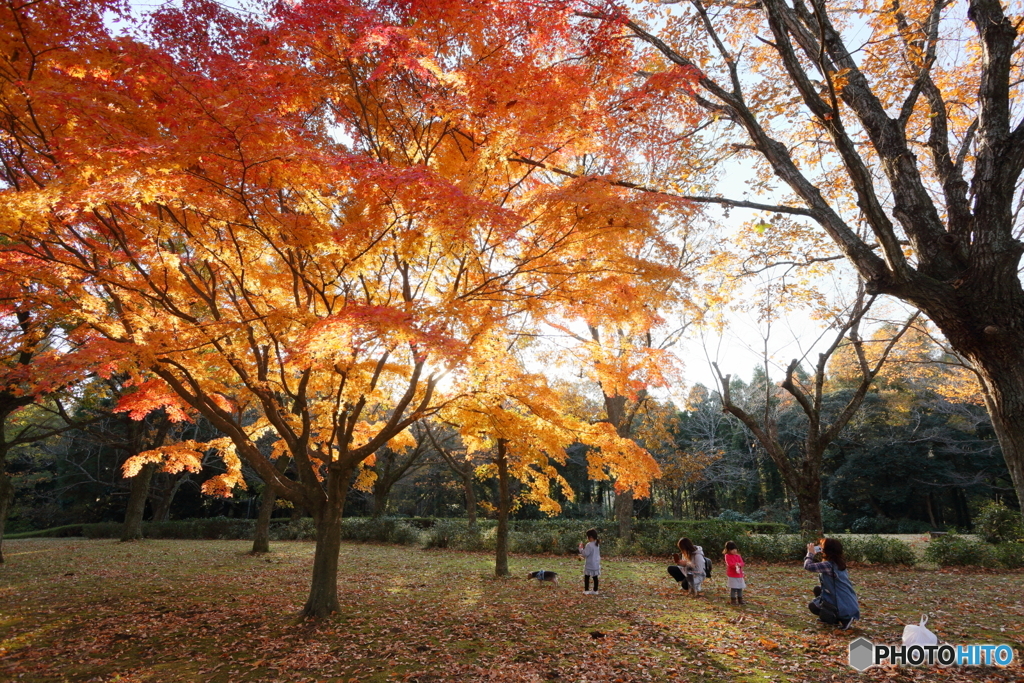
[614, 489, 633, 542]
[494, 439, 510, 577]
[300, 464, 352, 618]
[0, 454, 12, 565]
[925, 493, 937, 529]
[254, 457, 292, 552]
[149, 472, 185, 523]
[120, 463, 157, 542]
[462, 470, 477, 527]
[252, 486, 277, 554]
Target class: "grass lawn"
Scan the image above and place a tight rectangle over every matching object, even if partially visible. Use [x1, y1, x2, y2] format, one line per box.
[1, 538, 1021, 682]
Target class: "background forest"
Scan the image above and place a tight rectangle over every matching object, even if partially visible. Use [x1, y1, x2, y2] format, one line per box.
[8, 335, 1015, 538]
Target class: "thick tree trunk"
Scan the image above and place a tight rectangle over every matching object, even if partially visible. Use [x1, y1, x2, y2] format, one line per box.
[371, 479, 390, 518]
[614, 489, 633, 543]
[252, 486, 277, 554]
[794, 451, 823, 536]
[300, 464, 352, 619]
[795, 480, 823, 537]
[0, 458, 12, 565]
[494, 439, 510, 577]
[922, 304, 1024, 522]
[120, 463, 157, 542]
[977, 371, 1024, 517]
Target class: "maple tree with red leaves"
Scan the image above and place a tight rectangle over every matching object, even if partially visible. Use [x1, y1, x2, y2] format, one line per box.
[0, 0, 695, 614]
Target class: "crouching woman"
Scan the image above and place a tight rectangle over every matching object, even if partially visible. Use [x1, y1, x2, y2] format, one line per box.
[804, 538, 860, 630]
[667, 537, 706, 596]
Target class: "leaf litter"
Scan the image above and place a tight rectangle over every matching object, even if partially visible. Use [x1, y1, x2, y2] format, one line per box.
[0, 539, 1020, 682]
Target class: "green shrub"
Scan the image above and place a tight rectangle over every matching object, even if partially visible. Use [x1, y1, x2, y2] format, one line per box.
[895, 518, 932, 534]
[631, 519, 785, 557]
[847, 535, 916, 565]
[974, 501, 1024, 543]
[716, 509, 751, 522]
[821, 503, 845, 534]
[923, 533, 999, 568]
[742, 534, 805, 562]
[339, 517, 421, 545]
[270, 518, 316, 541]
[994, 542, 1024, 569]
[8, 523, 87, 539]
[80, 522, 121, 539]
[851, 516, 898, 534]
[423, 519, 488, 551]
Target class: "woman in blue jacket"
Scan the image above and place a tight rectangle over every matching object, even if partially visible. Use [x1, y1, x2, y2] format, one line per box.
[805, 538, 860, 629]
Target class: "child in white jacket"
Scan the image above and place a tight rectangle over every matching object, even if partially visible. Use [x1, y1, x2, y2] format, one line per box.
[578, 528, 601, 594]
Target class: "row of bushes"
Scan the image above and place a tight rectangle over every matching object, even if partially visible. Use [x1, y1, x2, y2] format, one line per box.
[419, 519, 921, 565]
[924, 534, 1024, 569]
[12, 516, 1022, 569]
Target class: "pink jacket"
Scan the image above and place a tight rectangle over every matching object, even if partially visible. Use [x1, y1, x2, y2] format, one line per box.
[725, 552, 745, 578]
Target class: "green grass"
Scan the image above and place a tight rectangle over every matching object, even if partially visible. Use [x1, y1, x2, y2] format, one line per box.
[1, 538, 1021, 682]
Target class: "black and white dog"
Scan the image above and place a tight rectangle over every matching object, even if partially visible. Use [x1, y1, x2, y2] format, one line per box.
[526, 570, 559, 583]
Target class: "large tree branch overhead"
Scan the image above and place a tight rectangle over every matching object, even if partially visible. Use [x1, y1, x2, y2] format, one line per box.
[586, 0, 1024, 519]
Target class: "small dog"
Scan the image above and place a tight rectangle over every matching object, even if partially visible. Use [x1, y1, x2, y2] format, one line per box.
[526, 570, 559, 583]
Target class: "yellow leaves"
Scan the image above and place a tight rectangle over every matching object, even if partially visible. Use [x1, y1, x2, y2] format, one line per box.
[122, 440, 205, 478]
[201, 437, 246, 497]
[352, 464, 378, 492]
[386, 427, 417, 453]
[579, 421, 661, 498]
[122, 436, 245, 498]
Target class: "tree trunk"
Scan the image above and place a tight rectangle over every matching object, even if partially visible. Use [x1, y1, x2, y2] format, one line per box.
[300, 464, 352, 619]
[494, 439, 510, 577]
[371, 478, 389, 518]
[0, 456, 12, 565]
[120, 463, 157, 542]
[254, 457, 292, 552]
[462, 470, 477, 527]
[149, 472, 186, 523]
[793, 450, 823, 536]
[977, 369, 1024, 518]
[794, 479, 823, 537]
[252, 486, 277, 554]
[614, 488, 633, 543]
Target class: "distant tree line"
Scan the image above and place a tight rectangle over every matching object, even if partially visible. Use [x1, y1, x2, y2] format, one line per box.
[8, 346, 1015, 536]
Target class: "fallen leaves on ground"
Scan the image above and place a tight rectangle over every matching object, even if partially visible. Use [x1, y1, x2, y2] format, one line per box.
[0, 539, 1021, 682]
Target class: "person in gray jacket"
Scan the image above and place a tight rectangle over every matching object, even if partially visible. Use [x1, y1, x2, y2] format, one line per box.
[578, 528, 601, 594]
[667, 537, 705, 596]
